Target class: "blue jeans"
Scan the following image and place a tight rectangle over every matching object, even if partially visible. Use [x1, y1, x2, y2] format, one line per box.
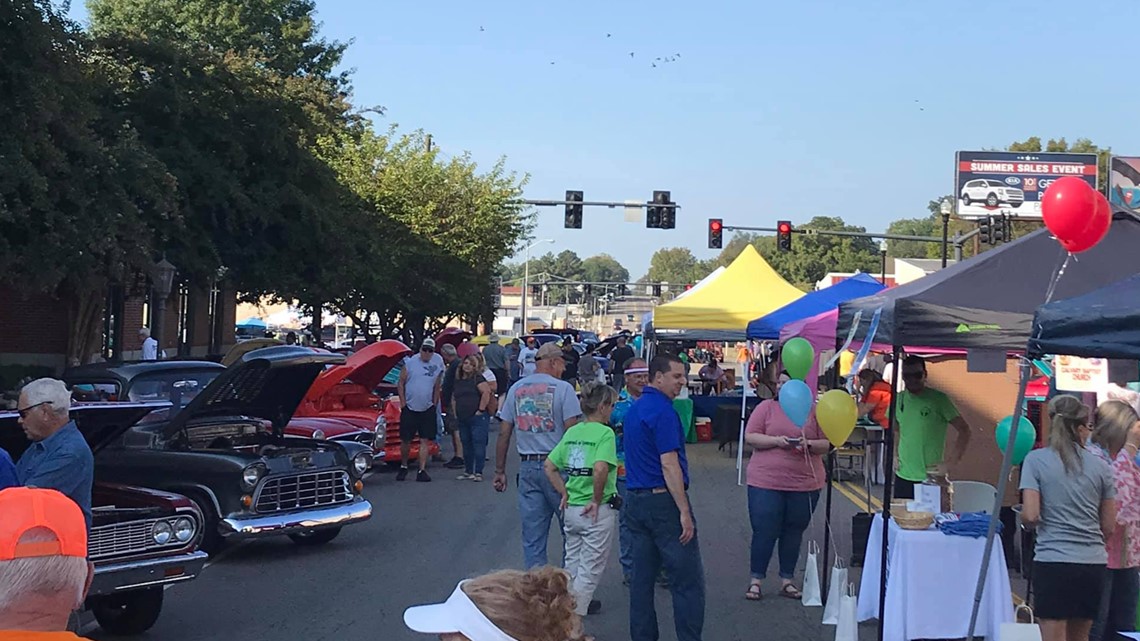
[458, 414, 489, 475]
[518, 460, 566, 569]
[617, 479, 633, 579]
[747, 486, 819, 580]
[1092, 567, 1140, 641]
[626, 490, 705, 641]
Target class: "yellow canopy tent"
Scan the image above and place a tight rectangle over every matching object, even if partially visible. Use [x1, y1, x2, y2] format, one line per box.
[653, 245, 804, 332]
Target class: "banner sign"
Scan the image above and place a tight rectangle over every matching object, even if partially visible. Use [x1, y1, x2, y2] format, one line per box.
[955, 151, 1098, 220]
[1055, 355, 1108, 393]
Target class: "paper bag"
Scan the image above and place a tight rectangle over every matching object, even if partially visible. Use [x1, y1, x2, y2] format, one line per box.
[835, 583, 858, 641]
[802, 540, 823, 606]
[999, 605, 1042, 641]
[821, 556, 848, 625]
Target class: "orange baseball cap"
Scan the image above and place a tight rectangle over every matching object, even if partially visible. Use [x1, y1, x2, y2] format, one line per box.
[0, 487, 87, 560]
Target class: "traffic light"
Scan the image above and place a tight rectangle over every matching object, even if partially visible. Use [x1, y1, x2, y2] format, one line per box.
[1002, 215, 1013, 243]
[992, 214, 1006, 244]
[979, 216, 992, 245]
[708, 218, 723, 249]
[583, 283, 592, 296]
[777, 220, 793, 252]
[618, 284, 628, 296]
[530, 284, 541, 296]
[564, 190, 583, 229]
[656, 191, 675, 229]
[652, 284, 662, 297]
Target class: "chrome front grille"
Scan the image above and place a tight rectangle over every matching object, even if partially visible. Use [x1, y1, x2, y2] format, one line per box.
[255, 471, 352, 513]
[88, 517, 195, 560]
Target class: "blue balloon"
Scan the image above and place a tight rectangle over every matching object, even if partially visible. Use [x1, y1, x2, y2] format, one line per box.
[779, 379, 813, 428]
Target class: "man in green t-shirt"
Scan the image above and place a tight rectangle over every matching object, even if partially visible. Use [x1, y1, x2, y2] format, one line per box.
[544, 418, 619, 616]
[893, 355, 972, 499]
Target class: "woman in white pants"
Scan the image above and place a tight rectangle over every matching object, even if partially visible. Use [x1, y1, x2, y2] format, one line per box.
[544, 382, 620, 617]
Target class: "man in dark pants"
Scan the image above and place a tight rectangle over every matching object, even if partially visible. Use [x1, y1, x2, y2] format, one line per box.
[621, 354, 704, 641]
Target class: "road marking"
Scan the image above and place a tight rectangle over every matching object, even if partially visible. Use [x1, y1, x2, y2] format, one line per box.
[832, 480, 875, 512]
[841, 480, 883, 511]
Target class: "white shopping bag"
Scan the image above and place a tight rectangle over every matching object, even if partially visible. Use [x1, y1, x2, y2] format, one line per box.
[821, 556, 848, 625]
[801, 540, 823, 606]
[835, 583, 858, 641]
[999, 605, 1042, 641]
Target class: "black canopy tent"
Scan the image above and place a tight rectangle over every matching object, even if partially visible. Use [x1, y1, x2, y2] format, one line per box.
[1029, 272, 1140, 359]
[834, 210, 1140, 641]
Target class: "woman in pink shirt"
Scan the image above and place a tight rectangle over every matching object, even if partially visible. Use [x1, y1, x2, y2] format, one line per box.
[1088, 400, 1140, 641]
[742, 372, 830, 601]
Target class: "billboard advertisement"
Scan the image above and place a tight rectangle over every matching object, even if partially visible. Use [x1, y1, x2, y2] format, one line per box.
[955, 151, 1098, 219]
[1109, 156, 1140, 213]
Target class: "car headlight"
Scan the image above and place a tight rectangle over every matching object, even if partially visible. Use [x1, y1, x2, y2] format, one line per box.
[173, 517, 195, 542]
[241, 463, 265, 490]
[312, 429, 326, 440]
[352, 452, 370, 476]
[152, 520, 173, 545]
[372, 431, 386, 450]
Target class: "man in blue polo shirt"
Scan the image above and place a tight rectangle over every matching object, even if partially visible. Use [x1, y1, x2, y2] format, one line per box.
[622, 354, 704, 641]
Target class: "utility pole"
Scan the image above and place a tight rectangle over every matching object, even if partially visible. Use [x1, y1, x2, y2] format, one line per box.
[425, 134, 432, 152]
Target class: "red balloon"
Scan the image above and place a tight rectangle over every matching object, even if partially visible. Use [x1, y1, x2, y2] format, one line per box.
[1068, 191, 1112, 254]
[1041, 177, 1104, 253]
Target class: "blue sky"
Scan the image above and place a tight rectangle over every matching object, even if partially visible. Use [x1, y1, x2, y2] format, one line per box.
[71, 1, 1140, 278]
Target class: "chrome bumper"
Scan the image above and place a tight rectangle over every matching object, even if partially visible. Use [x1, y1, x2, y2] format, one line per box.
[219, 498, 372, 538]
[90, 550, 209, 596]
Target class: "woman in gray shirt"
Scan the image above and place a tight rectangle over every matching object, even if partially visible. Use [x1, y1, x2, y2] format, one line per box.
[1020, 394, 1117, 641]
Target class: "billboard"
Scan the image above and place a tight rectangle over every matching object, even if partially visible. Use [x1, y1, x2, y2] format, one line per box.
[955, 151, 1098, 219]
[1109, 156, 1140, 213]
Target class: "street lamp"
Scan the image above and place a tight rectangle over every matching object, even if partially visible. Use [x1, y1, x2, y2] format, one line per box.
[940, 198, 953, 268]
[521, 239, 554, 335]
[879, 240, 889, 285]
[149, 257, 177, 360]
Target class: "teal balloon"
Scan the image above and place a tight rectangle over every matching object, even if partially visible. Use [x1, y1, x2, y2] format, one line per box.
[779, 379, 813, 428]
[996, 415, 1036, 465]
[782, 337, 815, 381]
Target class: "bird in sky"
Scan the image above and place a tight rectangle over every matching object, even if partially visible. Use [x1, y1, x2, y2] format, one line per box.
[480, 26, 484, 32]
[606, 33, 612, 38]
[629, 52, 635, 58]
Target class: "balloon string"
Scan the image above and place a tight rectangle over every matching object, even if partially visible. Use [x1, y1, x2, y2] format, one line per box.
[1042, 251, 1072, 306]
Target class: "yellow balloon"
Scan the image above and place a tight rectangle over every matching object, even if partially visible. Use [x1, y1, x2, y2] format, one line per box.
[817, 389, 858, 447]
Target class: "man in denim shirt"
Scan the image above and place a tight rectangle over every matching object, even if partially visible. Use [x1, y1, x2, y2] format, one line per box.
[494, 342, 582, 569]
[15, 378, 94, 530]
[622, 354, 704, 641]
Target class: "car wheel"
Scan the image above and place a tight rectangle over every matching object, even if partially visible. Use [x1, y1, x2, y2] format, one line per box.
[187, 494, 225, 554]
[961, 193, 971, 205]
[288, 527, 342, 546]
[1011, 202, 1021, 208]
[90, 586, 164, 636]
[986, 193, 999, 207]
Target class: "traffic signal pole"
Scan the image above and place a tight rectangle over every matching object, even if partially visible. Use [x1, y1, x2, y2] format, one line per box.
[721, 223, 980, 262]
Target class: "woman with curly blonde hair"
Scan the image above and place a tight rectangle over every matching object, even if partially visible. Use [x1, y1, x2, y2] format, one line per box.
[404, 566, 591, 641]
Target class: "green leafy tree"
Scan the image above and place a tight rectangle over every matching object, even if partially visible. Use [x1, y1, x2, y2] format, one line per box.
[645, 248, 704, 286]
[580, 254, 630, 284]
[1006, 136, 1110, 191]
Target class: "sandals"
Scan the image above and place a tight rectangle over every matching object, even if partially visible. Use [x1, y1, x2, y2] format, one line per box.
[779, 583, 802, 599]
[745, 583, 763, 601]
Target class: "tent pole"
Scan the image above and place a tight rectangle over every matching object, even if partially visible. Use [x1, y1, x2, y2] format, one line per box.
[876, 345, 902, 641]
[966, 358, 1031, 641]
[822, 449, 836, 605]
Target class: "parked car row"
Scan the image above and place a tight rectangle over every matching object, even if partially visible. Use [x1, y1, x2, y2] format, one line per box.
[0, 344, 435, 635]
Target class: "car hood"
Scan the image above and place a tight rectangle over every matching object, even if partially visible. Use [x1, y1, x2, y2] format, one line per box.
[166, 345, 346, 437]
[305, 340, 411, 400]
[0, 402, 169, 457]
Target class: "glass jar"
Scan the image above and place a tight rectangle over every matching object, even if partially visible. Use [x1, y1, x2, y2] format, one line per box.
[922, 466, 954, 513]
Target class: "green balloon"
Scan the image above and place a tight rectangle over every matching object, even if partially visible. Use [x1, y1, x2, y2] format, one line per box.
[995, 415, 1037, 465]
[782, 337, 815, 381]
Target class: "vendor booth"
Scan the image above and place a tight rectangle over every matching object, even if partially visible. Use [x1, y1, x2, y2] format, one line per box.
[1029, 271, 1140, 359]
[747, 272, 885, 340]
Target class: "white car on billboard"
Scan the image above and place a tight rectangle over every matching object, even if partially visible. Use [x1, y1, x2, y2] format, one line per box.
[960, 179, 1024, 208]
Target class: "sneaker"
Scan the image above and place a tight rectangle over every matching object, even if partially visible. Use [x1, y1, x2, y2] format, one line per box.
[472, 474, 483, 482]
[587, 599, 602, 615]
[456, 473, 475, 480]
[444, 456, 465, 469]
[416, 469, 432, 482]
[396, 467, 409, 481]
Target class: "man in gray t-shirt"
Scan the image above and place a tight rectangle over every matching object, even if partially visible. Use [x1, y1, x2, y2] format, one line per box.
[397, 338, 445, 482]
[494, 342, 583, 569]
[1020, 446, 1115, 564]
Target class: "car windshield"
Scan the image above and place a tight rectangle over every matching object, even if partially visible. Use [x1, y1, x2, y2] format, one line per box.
[128, 370, 223, 409]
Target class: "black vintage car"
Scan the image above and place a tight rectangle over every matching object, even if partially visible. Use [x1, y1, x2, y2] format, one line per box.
[64, 346, 374, 551]
[1, 402, 208, 635]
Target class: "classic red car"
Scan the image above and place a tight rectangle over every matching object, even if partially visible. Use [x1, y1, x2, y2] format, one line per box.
[296, 339, 440, 464]
[1, 403, 208, 636]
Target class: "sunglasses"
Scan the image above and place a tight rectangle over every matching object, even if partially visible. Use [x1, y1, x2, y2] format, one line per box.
[421, 347, 434, 352]
[17, 401, 51, 418]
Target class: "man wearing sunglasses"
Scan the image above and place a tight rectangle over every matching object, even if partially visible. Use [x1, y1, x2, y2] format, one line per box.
[14, 378, 94, 529]
[397, 339, 445, 482]
[894, 356, 971, 500]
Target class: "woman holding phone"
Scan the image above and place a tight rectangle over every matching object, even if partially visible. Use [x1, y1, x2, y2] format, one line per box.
[742, 372, 830, 601]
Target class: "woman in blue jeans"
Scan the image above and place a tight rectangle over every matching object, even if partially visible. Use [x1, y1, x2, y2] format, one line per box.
[742, 373, 829, 600]
[451, 354, 495, 482]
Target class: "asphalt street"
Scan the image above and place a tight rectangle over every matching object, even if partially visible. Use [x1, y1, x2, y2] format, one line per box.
[83, 434, 918, 641]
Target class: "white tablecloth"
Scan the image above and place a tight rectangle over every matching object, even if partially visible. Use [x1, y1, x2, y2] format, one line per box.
[857, 514, 1014, 641]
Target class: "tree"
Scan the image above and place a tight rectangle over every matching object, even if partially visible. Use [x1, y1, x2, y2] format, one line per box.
[580, 254, 629, 284]
[645, 248, 703, 286]
[1007, 136, 1110, 191]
